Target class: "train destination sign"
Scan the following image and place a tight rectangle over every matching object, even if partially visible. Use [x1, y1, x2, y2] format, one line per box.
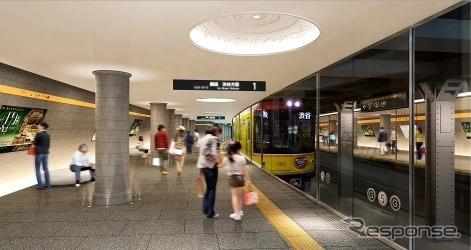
[174, 79, 266, 91]
[197, 116, 225, 120]
[360, 91, 407, 112]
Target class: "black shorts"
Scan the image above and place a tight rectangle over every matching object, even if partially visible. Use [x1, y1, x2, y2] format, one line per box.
[229, 174, 245, 188]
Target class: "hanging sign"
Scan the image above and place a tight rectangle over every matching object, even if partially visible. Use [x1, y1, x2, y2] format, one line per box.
[360, 91, 407, 112]
[197, 116, 225, 120]
[174, 79, 266, 91]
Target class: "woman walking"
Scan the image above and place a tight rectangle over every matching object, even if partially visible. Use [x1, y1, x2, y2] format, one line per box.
[223, 141, 251, 221]
[197, 125, 222, 218]
[174, 126, 187, 175]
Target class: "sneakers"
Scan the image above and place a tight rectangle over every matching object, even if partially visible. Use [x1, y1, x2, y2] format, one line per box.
[161, 170, 168, 175]
[230, 213, 241, 221]
[75, 183, 80, 188]
[207, 213, 219, 219]
[239, 210, 244, 216]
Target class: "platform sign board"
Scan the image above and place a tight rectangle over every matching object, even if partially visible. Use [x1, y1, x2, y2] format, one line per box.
[360, 125, 375, 137]
[173, 79, 266, 91]
[0, 105, 47, 153]
[360, 91, 407, 112]
[461, 122, 471, 139]
[197, 116, 225, 120]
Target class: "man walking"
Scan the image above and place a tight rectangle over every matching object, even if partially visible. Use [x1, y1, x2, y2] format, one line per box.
[33, 121, 51, 189]
[155, 124, 169, 175]
[378, 126, 388, 156]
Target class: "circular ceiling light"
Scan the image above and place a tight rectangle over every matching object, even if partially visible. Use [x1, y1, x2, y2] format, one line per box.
[294, 101, 301, 107]
[196, 98, 236, 103]
[189, 12, 320, 56]
[286, 100, 293, 107]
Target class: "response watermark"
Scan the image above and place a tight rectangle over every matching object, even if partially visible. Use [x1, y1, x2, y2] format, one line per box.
[343, 217, 461, 241]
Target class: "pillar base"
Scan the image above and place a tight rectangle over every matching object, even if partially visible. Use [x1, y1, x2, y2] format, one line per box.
[93, 190, 132, 206]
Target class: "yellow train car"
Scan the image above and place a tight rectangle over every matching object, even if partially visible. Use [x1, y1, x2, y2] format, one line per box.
[233, 102, 315, 190]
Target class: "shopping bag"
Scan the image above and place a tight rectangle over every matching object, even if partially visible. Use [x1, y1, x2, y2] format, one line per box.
[244, 186, 259, 205]
[174, 149, 183, 155]
[152, 158, 161, 166]
[27, 145, 36, 156]
[169, 141, 176, 155]
[196, 177, 204, 198]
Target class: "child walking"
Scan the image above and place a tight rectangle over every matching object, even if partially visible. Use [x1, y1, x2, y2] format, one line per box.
[223, 141, 251, 221]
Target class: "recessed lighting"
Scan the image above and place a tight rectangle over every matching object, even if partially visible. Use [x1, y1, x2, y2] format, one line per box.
[286, 100, 293, 107]
[196, 98, 236, 103]
[294, 101, 301, 107]
[253, 15, 261, 19]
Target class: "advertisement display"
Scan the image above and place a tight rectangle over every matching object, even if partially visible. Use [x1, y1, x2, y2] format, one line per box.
[0, 105, 47, 153]
[360, 125, 375, 137]
[129, 119, 143, 136]
[461, 122, 471, 139]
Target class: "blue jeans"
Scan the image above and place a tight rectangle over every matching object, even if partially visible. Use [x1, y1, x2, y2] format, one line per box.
[202, 167, 218, 218]
[35, 154, 50, 188]
[70, 165, 95, 182]
[186, 144, 192, 154]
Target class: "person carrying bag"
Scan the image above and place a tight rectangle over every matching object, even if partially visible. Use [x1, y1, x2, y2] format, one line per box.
[222, 141, 252, 221]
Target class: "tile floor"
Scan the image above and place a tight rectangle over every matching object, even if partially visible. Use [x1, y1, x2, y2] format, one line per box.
[0, 154, 391, 250]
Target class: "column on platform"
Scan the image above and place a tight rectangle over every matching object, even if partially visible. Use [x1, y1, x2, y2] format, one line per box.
[93, 70, 132, 206]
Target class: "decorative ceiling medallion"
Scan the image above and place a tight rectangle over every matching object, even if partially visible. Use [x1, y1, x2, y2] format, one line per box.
[189, 12, 320, 56]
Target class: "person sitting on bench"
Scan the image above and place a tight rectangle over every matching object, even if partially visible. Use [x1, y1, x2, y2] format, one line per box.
[70, 143, 95, 187]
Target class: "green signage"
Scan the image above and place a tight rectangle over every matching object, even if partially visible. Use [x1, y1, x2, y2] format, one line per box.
[360, 125, 376, 137]
[462, 122, 471, 139]
[0, 106, 47, 153]
[129, 119, 143, 136]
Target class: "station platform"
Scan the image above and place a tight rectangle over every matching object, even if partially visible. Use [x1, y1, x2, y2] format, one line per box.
[0, 155, 392, 250]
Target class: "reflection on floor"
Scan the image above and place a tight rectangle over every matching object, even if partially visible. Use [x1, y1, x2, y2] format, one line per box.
[0, 155, 392, 249]
[319, 145, 471, 173]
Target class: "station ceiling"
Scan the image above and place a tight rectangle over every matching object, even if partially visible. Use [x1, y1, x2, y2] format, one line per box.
[0, 0, 461, 122]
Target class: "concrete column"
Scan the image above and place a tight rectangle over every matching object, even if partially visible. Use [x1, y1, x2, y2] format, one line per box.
[150, 103, 168, 157]
[174, 114, 183, 129]
[182, 118, 189, 131]
[189, 120, 195, 132]
[380, 114, 391, 139]
[93, 70, 132, 206]
[167, 109, 176, 141]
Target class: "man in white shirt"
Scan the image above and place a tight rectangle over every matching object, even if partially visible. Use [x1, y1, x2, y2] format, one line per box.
[70, 143, 95, 187]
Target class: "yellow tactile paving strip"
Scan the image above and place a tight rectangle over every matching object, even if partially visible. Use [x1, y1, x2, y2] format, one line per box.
[0, 84, 151, 118]
[245, 184, 324, 250]
[219, 141, 323, 249]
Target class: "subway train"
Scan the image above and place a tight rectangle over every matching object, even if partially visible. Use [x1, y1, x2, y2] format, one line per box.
[232, 101, 316, 190]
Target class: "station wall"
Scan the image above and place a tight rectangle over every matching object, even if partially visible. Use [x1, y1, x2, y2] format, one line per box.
[0, 63, 150, 196]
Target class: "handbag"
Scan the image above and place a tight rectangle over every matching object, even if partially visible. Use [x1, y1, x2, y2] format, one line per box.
[27, 145, 36, 156]
[152, 158, 161, 167]
[169, 141, 176, 155]
[419, 147, 426, 154]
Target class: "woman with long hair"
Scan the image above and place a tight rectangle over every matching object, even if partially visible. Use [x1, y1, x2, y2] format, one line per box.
[223, 141, 251, 220]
